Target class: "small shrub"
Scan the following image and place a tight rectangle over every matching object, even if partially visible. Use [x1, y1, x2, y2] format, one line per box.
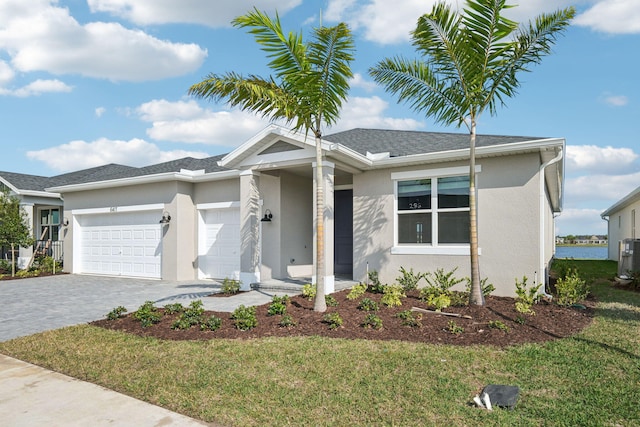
[268, 295, 290, 316]
[429, 293, 452, 311]
[362, 313, 383, 330]
[172, 300, 205, 329]
[464, 277, 496, 297]
[279, 314, 297, 328]
[396, 267, 424, 291]
[16, 269, 38, 278]
[515, 315, 527, 325]
[323, 313, 343, 330]
[396, 310, 422, 328]
[488, 320, 509, 332]
[515, 276, 542, 315]
[221, 278, 241, 295]
[447, 320, 464, 334]
[0, 259, 11, 274]
[133, 301, 162, 327]
[33, 256, 62, 273]
[302, 283, 316, 301]
[425, 267, 464, 292]
[358, 297, 379, 311]
[346, 282, 367, 300]
[381, 284, 405, 307]
[554, 269, 588, 306]
[231, 305, 257, 331]
[164, 303, 185, 314]
[448, 291, 469, 307]
[326, 295, 339, 307]
[368, 270, 385, 293]
[106, 306, 127, 320]
[201, 315, 223, 331]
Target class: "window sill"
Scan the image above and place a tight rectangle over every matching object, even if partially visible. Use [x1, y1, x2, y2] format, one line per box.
[391, 245, 480, 256]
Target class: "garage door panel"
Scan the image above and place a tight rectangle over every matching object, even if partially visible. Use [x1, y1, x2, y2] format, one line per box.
[77, 211, 162, 279]
[199, 207, 241, 280]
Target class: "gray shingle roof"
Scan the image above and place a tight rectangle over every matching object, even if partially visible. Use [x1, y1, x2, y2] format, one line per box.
[0, 156, 230, 192]
[324, 128, 547, 157]
[1, 129, 551, 192]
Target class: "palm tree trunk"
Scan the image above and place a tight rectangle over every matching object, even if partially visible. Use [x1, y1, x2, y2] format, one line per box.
[468, 122, 484, 306]
[314, 132, 327, 312]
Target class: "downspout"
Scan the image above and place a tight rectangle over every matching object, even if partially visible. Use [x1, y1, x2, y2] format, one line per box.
[539, 149, 563, 297]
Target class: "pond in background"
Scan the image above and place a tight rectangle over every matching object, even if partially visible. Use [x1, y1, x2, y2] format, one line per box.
[555, 245, 608, 260]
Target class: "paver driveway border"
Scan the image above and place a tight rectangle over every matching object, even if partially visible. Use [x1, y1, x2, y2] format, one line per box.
[0, 274, 288, 342]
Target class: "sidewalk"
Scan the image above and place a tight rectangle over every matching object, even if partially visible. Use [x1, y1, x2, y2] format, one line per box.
[0, 354, 216, 426]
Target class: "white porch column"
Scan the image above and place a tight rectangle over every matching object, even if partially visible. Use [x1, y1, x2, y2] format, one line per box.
[239, 170, 261, 290]
[18, 203, 35, 269]
[312, 161, 335, 294]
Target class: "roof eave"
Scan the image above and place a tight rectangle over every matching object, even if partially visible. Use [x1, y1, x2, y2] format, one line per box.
[47, 169, 240, 193]
[601, 185, 640, 218]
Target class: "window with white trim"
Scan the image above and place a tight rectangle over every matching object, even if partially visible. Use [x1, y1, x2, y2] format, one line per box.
[396, 175, 470, 246]
[39, 208, 60, 241]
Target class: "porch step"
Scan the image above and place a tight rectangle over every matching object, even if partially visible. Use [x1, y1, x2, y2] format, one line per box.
[250, 278, 358, 293]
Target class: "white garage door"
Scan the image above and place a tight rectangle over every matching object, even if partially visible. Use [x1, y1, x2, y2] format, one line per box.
[199, 207, 241, 280]
[77, 210, 162, 279]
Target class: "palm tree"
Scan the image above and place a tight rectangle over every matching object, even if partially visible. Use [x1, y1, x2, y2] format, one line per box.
[370, 0, 574, 305]
[189, 8, 355, 312]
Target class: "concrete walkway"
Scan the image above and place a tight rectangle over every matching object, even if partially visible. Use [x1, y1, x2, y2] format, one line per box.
[0, 354, 213, 426]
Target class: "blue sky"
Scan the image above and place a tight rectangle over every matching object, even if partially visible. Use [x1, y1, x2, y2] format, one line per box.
[0, 0, 638, 236]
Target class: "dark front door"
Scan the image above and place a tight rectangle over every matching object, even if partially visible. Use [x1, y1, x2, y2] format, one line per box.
[334, 190, 353, 276]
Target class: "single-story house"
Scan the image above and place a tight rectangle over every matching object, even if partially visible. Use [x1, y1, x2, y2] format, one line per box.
[601, 185, 640, 272]
[43, 125, 564, 297]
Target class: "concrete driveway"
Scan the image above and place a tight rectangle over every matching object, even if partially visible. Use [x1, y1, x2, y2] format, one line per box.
[0, 274, 287, 342]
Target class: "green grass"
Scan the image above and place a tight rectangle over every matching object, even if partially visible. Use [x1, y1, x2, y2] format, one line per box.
[1, 260, 639, 426]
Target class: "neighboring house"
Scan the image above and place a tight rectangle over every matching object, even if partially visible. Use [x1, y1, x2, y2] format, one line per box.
[43, 125, 564, 297]
[601, 186, 640, 270]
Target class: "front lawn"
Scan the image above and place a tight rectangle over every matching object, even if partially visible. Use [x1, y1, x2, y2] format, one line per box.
[1, 260, 638, 426]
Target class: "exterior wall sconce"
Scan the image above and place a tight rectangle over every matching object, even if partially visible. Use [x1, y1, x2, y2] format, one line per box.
[62, 217, 70, 227]
[261, 209, 273, 222]
[159, 211, 171, 224]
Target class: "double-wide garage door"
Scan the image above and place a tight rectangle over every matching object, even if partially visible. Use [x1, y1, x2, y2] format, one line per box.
[76, 210, 162, 279]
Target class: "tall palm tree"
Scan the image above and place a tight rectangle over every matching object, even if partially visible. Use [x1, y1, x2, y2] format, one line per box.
[189, 8, 355, 312]
[370, 0, 574, 305]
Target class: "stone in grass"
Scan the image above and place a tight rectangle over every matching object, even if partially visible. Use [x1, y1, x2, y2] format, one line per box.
[481, 384, 520, 410]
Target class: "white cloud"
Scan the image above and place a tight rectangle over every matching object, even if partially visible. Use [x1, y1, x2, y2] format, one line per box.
[0, 0, 207, 82]
[575, 0, 640, 34]
[566, 145, 638, 174]
[601, 94, 629, 107]
[136, 99, 269, 145]
[87, 0, 302, 26]
[0, 79, 73, 97]
[350, 73, 378, 93]
[0, 61, 15, 85]
[324, 0, 576, 44]
[26, 138, 209, 172]
[565, 171, 640, 207]
[555, 208, 608, 235]
[95, 107, 106, 117]
[329, 96, 424, 133]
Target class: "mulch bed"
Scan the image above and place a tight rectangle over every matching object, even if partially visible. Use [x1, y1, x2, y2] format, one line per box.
[92, 289, 596, 348]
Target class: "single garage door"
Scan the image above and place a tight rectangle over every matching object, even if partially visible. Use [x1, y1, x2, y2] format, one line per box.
[199, 207, 241, 280]
[77, 210, 162, 278]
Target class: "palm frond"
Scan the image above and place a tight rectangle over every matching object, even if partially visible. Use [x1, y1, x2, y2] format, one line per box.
[306, 23, 355, 128]
[369, 57, 468, 128]
[232, 8, 308, 80]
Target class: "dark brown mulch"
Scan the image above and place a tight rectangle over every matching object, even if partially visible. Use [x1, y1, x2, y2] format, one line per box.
[92, 289, 596, 348]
